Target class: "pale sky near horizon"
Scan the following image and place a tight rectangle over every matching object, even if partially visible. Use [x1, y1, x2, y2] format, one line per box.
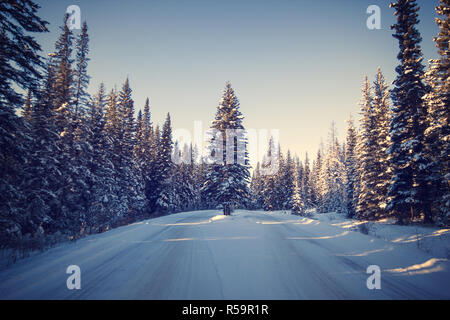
[33, 0, 441, 165]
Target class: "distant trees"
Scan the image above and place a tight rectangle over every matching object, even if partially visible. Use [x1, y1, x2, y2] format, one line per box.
[249, 0, 449, 227]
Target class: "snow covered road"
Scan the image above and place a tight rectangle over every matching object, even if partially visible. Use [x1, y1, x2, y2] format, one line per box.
[1, 210, 449, 299]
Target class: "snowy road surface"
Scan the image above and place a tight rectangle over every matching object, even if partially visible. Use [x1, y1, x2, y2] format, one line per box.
[1, 210, 449, 299]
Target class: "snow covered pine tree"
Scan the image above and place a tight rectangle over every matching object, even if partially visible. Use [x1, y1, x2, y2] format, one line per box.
[387, 0, 431, 224]
[202, 83, 251, 215]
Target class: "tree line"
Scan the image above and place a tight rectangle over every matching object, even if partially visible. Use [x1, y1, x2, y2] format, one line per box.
[250, 0, 449, 227]
[0, 0, 448, 255]
[0, 7, 251, 251]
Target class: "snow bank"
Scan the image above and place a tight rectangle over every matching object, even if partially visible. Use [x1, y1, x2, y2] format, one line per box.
[311, 212, 450, 259]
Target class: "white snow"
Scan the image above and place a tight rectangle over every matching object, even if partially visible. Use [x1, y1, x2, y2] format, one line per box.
[310, 211, 450, 259]
[0, 209, 449, 299]
[209, 215, 227, 222]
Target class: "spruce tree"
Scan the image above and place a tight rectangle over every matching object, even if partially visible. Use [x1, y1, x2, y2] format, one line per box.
[356, 76, 379, 219]
[302, 153, 312, 209]
[146, 124, 162, 211]
[73, 21, 90, 116]
[423, 0, 449, 226]
[23, 61, 63, 236]
[311, 149, 323, 209]
[156, 113, 176, 213]
[345, 115, 358, 218]
[319, 122, 345, 213]
[116, 78, 144, 222]
[261, 136, 278, 211]
[291, 174, 305, 215]
[387, 0, 430, 224]
[372, 68, 392, 216]
[53, 14, 74, 111]
[85, 83, 119, 232]
[202, 83, 251, 214]
[280, 150, 295, 210]
[0, 0, 48, 246]
[0, 0, 48, 107]
[250, 162, 264, 209]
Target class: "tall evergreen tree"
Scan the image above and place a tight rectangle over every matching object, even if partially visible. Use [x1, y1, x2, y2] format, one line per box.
[0, 0, 48, 107]
[116, 78, 144, 221]
[279, 150, 295, 210]
[202, 83, 251, 214]
[423, 0, 449, 226]
[302, 153, 312, 209]
[53, 14, 74, 111]
[291, 166, 305, 216]
[156, 113, 176, 213]
[319, 122, 345, 213]
[73, 21, 90, 116]
[85, 83, 119, 232]
[23, 61, 63, 236]
[250, 162, 265, 209]
[0, 0, 48, 246]
[356, 76, 379, 219]
[387, 0, 430, 224]
[311, 149, 323, 209]
[372, 68, 392, 216]
[261, 136, 279, 211]
[345, 115, 358, 218]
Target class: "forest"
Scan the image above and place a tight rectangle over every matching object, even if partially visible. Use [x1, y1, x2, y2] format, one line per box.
[0, 0, 448, 255]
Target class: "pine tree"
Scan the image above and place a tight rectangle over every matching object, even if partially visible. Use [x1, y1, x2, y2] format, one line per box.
[85, 83, 119, 232]
[139, 98, 157, 215]
[261, 136, 279, 211]
[302, 153, 312, 209]
[115, 78, 144, 222]
[291, 172, 305, 216]
[272, 148, 285, 210]
[250, 162, 265, 209]
[23, 61, 63, 236]
[372, 68, 392, 216]
[73, 21, 90, 117]
[146, 124, 162, 211]
[156, 113, 176, 213]
[134, 109, 144, 162]
[319, 122, 345, 213]
[0, 0, 48, 107]
[345, 115, 358, 218]
[53, 14, 74, 111]
[311, 149, 323, 209]
[0, 0, 48, 246]
[117, 78, 135, 161]
[423, 0, 450, 226]
[280, 150, 295, 210]
[202, 82, 251, 214]
[104, 88, 121, 183]
[387, 0, 430, 224]
[51, 17, 78, 229]
[175, 144, 198, 212]
[295, 157, 304, 208]
[356, 76, 379, 219]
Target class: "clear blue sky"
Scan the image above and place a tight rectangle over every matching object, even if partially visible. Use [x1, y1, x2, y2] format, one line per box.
[33, 0, 440, 164]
